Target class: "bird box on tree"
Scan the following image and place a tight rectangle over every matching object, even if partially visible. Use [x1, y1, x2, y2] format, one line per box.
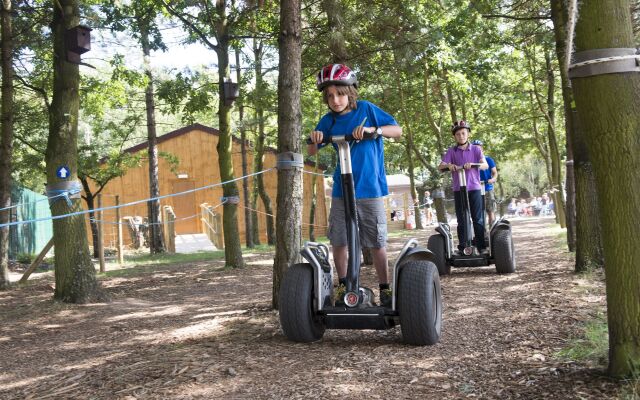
[65, 25, 92, 64]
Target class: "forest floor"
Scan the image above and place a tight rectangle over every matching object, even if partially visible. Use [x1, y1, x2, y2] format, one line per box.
[0, 217, 631, 399]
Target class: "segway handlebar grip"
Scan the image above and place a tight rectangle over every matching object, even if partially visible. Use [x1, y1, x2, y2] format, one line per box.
[305, 131, 379, 145]
[438, 163, 482, 172]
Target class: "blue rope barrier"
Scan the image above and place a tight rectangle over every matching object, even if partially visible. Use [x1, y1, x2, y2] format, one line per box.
[0, 168, 275, 229]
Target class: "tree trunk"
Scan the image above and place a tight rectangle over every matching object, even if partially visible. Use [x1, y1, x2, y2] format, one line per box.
[47, 0, 105, 303]
[273, 0, 303, 309]
[443, 66, 457, 123]
[252, 32, 274, 245]
[216, 1, 244, 268]
[543, 51, 567, 228]
[250, 174, 261, 245]
[0, 0, 13, 289]
[396, 75, 422, 230]
[550, 0, 604, 265]
[321, 0, 348, 63]
[141, 24, 165, 254]
[236, 49, 253, 248]
[80, 178, 99, 258]
[572, 0, 640, 377]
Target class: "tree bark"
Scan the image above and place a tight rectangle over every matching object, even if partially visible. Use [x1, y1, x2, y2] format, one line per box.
[572, 0, 640, 377]
[80, 178, 99, 258]
[550, 0, 603, 266]
[396, 76, 422, 229]
[321, 0, 348, 63]
[236, 49, 253, 248]
[216, 0, 244, 268]
[273, 0, 303, 309]
[252, 31, 274, 245]
[141, 23, 165, 254]
[543, 51, 567, 228]
[0, 0, 14, 289]
[47, 0, 105, 303]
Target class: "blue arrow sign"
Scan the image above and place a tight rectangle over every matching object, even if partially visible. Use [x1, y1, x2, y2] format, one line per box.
[56, 165, 70, 179]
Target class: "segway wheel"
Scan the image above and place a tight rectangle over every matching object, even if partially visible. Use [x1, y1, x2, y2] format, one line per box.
[279, 263, 325, 342]
[493, 229, 516, 274]
[427, 234, 450, 276]
[398, 261, 442, 346]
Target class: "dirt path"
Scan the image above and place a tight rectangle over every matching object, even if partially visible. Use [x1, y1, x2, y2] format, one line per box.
[0, 217, 620, 399]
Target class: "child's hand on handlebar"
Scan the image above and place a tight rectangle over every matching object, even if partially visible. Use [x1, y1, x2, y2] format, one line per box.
[463, 162, 472, 170]
[351, 125, 366, 140]
[309, 130, 324, 144]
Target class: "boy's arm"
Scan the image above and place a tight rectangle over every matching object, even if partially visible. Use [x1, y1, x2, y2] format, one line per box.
[489, 166, 498, 183]
[307, 130, 324, 156]
[379, 125, 402, 139]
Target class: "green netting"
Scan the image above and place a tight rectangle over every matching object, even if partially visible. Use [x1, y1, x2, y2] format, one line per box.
[8, 184, 53, 259]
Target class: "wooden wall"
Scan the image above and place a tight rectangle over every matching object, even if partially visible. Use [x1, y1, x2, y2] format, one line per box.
[88, 127, 328, 249]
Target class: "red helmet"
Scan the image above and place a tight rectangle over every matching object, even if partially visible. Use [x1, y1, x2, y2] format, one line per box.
[316, 64, 358, 91]
[451, 120, 471, 134]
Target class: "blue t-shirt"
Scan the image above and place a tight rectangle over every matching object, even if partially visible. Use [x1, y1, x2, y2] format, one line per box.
[441, 144, 485, 191]
[314, 100, 397, 199]
[480, 155, 496, 191]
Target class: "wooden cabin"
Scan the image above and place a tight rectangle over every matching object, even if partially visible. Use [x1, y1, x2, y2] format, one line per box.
[88, 123, 328, 248]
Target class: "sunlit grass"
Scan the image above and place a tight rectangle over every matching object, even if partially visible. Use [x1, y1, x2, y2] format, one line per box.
[557, 312, 609, 366]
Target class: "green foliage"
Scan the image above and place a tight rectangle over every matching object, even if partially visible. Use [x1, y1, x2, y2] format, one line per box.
[16, 252, 35, 264]
[156, 70, 216, 124]
[498, 153, 550, 200]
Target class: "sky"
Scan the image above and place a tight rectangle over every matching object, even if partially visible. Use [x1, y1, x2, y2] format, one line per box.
[89, 23, 217, 73]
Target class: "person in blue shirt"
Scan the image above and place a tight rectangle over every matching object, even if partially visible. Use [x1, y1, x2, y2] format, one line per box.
[471, 140, 499, 226]
[308, 64, 402, 307]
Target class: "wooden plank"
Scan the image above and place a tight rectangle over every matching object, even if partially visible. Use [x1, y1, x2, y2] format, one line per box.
[19, 238, 54, 284]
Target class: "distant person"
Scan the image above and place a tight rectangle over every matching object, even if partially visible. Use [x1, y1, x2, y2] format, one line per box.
[471, 140, 498, 226]
[424, 190, 434, 225]
[308, 63, 402, 307]
[439, 120, 489, 253]
[507, 198, 517, 217]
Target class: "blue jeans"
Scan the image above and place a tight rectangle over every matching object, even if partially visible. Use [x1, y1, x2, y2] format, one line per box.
[454, 190, 486, 251]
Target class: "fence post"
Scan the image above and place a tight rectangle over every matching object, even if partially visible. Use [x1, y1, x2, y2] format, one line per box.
[168, 208, 176, 253]
[214, 212, 224, 250]
[97, 194, 105, 273]
[116, 195, 123, 265]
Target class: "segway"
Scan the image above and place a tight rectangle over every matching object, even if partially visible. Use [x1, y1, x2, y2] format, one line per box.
[279, 132, 442, 345]
[427, 163, 516, 275]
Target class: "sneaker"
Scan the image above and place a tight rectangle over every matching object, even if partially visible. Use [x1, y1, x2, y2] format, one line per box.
[380, 288, 392, 308]
[334, 284, 346, 306]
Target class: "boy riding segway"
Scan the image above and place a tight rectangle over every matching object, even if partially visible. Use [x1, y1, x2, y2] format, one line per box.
[278, 64, 442, 345]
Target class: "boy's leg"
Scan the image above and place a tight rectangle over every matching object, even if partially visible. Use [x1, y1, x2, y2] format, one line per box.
[356, 198, 392, 306]
[328, 197, 348, 281]
[468, 190, 486, 250]
[370, 247, 389, 284]
[332, 246, 348, 279]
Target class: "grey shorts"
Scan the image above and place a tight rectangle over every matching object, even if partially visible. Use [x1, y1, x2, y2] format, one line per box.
[328, 197, 387, 248]
[485, 190, 496, 212]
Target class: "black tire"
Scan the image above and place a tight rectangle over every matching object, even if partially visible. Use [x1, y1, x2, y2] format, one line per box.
[279, 263, 325, 342]
[427, 234, 450, 276]
[493, 229, 516, 274]
[398, 261, 442, 346]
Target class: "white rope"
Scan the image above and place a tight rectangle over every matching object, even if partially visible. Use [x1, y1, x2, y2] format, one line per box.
[568, 54, 640, 70]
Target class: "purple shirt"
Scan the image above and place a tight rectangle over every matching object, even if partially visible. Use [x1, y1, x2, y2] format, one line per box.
[442, 144, 485, 191]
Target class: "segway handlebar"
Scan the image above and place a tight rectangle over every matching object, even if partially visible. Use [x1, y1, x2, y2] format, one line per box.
[305, 131, 380, 145]
[438, 162, 483, 172]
